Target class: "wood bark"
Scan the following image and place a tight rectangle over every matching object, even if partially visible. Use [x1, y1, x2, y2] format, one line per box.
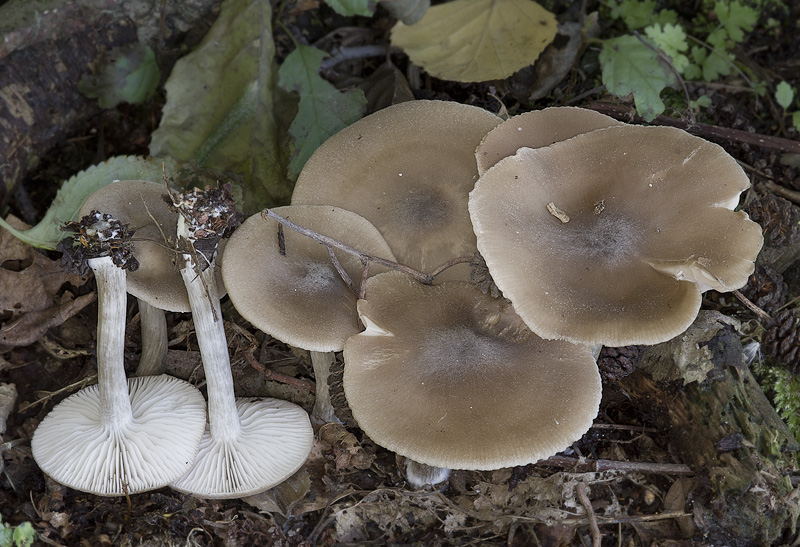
[0, 6, 138, 201]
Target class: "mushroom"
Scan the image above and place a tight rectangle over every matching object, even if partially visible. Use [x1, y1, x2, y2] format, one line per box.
[291, 100, 502, 281]
[469, 124, 764, 346]
[222, 205, 397, 423]
[77, 179, 226, 376]
[475, 106, 623, 175]
[31, 212, 207, 496]
[168, 187, 314, 499]
[343, 271, 601, 472]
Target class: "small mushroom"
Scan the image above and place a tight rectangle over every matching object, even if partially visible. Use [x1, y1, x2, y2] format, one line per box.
[469, 125, 764, 346]
[77, 179, 226, 376]
[31, 213, 207, 496]
[475, 106, 623, 175]
[291, 100, 501, 281]
[222, 205, 396, 423]
[168, 188, 313, 499]
[343, 271, 601, 471]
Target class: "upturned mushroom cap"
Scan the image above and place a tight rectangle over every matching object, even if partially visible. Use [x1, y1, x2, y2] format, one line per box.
[343, 271, 601, 470]
[170, 398, 313, 498]
[78, 180, 224, 312]
[475, 106, 623, 175]
[469, 124, 764, 346]
[291, 100, 501, 281]
[222, 205, 396, 352]
[31, 375, 207, 496]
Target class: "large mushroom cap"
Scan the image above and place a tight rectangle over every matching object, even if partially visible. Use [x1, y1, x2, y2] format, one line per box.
[343, 272, 601, 470]
[170, 398, 313, 499]
[475, 106, 623, 175]
[78, 180, 225, 312]
[291, 100, 501, 281]
[469, 125, 764, 346]
[31, 375, 207, 496]
[222, 205, 396, 352]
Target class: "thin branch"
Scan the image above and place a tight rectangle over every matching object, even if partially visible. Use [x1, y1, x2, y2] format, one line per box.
[320, 45, 388, 71]
[540, 455, 694, 475]
[732, 289, 772, 323]
[577, 482, 602, 547]
[327, 245, 357, 295]
[262, 208, 469, 286]
[243, 350, 316, 393]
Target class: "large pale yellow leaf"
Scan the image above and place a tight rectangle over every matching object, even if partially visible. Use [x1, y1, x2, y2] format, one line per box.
[391, 0, 557, 82]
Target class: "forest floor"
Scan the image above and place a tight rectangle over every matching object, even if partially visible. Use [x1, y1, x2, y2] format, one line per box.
[1, 1, 800, 546]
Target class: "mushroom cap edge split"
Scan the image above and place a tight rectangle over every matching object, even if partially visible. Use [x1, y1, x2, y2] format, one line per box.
[469, 124, 764, 346]
[343, 271, 601, 470]
[290, 100, 502, 281]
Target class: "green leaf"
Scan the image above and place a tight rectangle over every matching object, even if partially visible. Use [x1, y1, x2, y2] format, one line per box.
[78, 44, 160, 108]
[652, 9, 678, 26]
[691, 44, 731, 82]
[324, 0, 375, 16]
[617, 0, 656, 30]
[776, 81, 795, 111]
[690, 95, 712, 108]
[150, 0, 290, 213]
[599, 35, 678, 121]
[278, 45, 366, 177]
[644, 23, 689, 73]
[793, 111, 800, 132]
[11, 523, 35, 547]
[715, 0, 758, 43]
[0, 156, 174, 249]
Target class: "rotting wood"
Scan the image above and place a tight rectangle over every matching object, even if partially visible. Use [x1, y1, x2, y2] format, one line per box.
[618, 310, 800, 545]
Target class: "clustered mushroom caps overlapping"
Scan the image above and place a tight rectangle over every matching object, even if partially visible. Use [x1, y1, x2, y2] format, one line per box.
[32, 100, 763, 498]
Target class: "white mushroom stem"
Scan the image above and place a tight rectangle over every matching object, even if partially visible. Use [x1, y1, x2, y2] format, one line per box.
[177, 223, 241, 443]
[310, 351, 341, 425]
[89, 256, 133, 427]
[404, 459, 451, 489]
[135, 298, 168, 376]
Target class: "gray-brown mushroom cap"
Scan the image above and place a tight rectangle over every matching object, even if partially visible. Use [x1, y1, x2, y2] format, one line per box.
[475, 106, 623, 175]
[343, 271, 601, 470]
[291, 100, 501, 281]
[78, 180, 225, 312]
[222, 205, 397, 352]
[469, 125, 764, 346]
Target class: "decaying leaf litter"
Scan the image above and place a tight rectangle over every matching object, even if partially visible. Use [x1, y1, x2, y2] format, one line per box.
[1, 0, 800, 544]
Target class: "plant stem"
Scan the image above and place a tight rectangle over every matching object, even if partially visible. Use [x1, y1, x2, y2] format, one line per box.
[178, 217, 241, 442]
[88, 256, 132, 428]
[261, 208, 473, 291]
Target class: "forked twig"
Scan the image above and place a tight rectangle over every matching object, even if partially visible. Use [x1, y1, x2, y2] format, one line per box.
[261, 208, 472, 294]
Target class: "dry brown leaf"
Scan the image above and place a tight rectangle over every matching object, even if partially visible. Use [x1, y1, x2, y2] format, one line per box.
[0, 292, 95, 350]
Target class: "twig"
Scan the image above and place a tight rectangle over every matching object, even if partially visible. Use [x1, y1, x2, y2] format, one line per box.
[320, 45, 388, 71]
[262, 208, 468, 286]
[732, 289, 772, 323]
[327, 245, 357, 295]
[577, 482, 601, 547]
[591, 422, 658, 433]
[243, 350, 316, 393]
[18, 374, 98, 412]
[589, 103, 800, 154]
[764, 180, 800, 205]
[540, 455, 694, 475]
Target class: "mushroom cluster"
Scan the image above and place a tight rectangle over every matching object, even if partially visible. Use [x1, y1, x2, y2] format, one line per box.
[34, 101, 763, 498]
[269, 101, 761, 485]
